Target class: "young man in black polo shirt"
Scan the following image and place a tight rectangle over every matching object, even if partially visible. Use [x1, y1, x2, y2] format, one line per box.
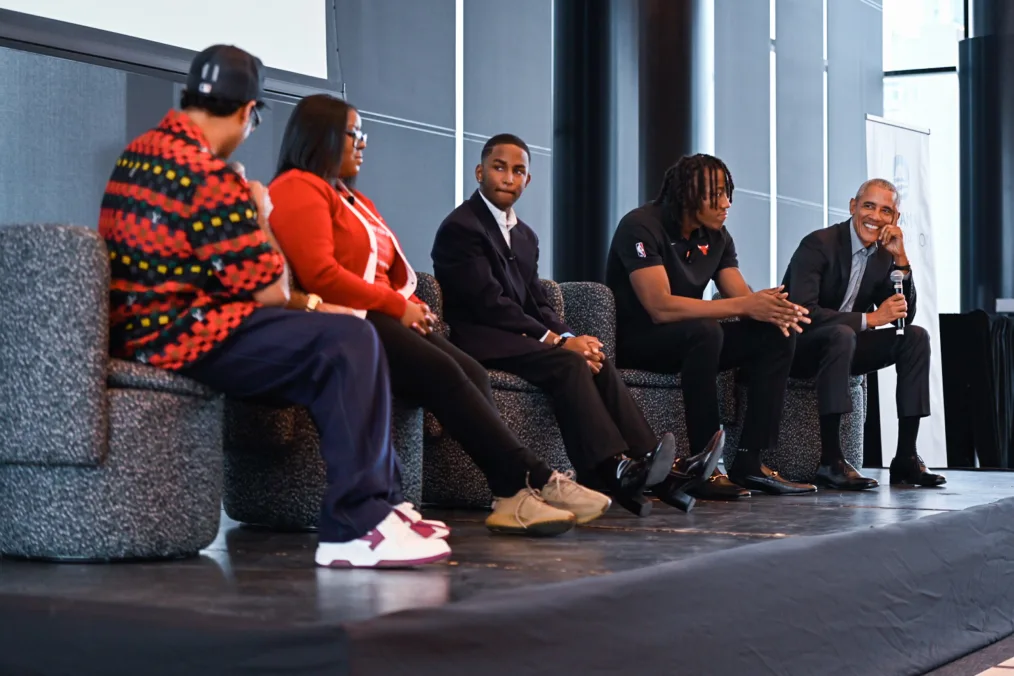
[607, 154, 816, 498]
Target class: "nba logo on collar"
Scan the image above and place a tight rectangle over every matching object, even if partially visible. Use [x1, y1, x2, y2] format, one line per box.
[635, 242, 646, 258]
[698, 244, 709, 256]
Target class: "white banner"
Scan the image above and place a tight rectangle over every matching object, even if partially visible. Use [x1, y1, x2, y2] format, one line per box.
[865, 116, 947, 468]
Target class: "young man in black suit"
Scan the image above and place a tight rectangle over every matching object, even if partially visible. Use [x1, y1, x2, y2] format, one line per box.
[783, 178, 945, 488]
[431, 135, 722, 516]
[606, 154, 816, 497]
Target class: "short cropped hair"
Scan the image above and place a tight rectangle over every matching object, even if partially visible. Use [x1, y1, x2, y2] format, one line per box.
[480, 133, 530, 162]
[855, 178, 900, 207]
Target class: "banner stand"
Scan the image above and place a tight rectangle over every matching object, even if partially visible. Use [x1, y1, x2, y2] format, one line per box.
[865, 114, 947, 468]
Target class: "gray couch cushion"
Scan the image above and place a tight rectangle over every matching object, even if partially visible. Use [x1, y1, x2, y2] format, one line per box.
[108, 359, 219, 399]
[620, 369, 682, 388]
[488, 369, 542, 393]
[558, 282, 616, 355]
[0, 224, 109, 466]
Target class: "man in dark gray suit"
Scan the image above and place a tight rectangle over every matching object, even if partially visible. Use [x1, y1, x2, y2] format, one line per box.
[783, 178, 945, 489]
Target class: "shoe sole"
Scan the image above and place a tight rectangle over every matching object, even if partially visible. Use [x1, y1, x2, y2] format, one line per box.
[889, 477, 947, 487]
[645, 434, 678, 488]
[751, 483, 818, 495]
[486, 519, 576, 537]
[812, 477, 879, 491]
[571, 499, 612, 525]
[319, 549, 452, 569]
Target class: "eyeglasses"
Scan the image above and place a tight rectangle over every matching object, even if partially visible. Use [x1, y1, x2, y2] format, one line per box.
[346, 129, 367, 147]
[250, 106, 262, 131]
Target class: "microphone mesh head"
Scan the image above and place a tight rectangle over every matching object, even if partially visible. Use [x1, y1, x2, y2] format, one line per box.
[889, 270, 905, 283]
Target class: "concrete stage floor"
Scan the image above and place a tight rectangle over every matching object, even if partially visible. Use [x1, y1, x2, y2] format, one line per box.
[1, 467, 1011, 635]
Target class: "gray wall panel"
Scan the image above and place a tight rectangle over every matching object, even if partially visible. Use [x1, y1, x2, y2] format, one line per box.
[355, 126, 455, 274]
[715, 0, 773, 285]
[775, 0, 825, 277]
[463, 0, 553, 149]
[335, 0, 455, 129]
[829, 0, 884, 214]
[0, 47, 126, 228]
[775, 0, 824, 205]
[725, 191, 773, 290]
[715, 0, 771, 195]
[777, 200, 824, 277]
[231, 99, 297, 184]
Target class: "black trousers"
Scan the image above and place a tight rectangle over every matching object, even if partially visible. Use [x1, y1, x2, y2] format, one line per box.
[790, 323, 931, 418]
[367, 312, 551, 496]
[182, 308, 399, 543]
[482, 348, 658, 475]
[618, 319, 796, 455]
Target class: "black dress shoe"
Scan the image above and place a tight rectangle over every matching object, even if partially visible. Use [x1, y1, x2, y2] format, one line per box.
[728, 463, 817, 495]
[813, 458, 879, 491]
[890, 455, 946, 487]
[687, 469, 752, 501]
[653, 430, 727, 512]
[605, 432, 678, 516]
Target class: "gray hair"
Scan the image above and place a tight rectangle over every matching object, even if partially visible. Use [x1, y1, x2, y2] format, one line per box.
[854, 178, 900, 208]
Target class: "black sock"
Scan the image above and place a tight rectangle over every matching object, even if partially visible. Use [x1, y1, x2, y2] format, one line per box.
[819, 413, 844, 465]
[595, 454, 624, 482]
[733, 448, 762, 474]
[896, 417, 920, 460]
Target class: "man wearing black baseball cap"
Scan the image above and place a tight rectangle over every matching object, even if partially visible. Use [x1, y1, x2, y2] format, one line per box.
[98, 45, 451, 569]
[180, 44, 267, 159]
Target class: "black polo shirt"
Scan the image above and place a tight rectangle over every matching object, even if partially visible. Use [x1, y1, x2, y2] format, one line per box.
[606, 202, 739, 330]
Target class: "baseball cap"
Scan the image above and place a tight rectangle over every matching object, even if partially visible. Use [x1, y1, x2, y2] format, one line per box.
[185, 45, 266, 105]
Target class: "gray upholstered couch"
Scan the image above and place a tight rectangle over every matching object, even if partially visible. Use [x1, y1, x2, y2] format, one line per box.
[221, 401, 424, 530]
[415, 273, 737, 508]
[722, 376, 868, 481]
[0, 224, 224, 561]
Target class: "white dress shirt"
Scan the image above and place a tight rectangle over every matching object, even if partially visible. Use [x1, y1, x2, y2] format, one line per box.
[478, 189, 518, 247]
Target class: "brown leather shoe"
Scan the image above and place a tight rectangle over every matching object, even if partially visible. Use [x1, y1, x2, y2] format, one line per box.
[687, 469, 751, 500]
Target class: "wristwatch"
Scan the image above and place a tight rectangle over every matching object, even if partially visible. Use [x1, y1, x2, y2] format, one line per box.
[553, 335, 570, 348]
[305, 293, 323, 312]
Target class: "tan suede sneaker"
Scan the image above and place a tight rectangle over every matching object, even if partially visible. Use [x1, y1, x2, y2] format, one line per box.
[485, 488, 576, 537]
[540, 471, 612, 524]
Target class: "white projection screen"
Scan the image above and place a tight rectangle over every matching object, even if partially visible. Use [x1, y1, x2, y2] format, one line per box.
[0, 0, 332, 89]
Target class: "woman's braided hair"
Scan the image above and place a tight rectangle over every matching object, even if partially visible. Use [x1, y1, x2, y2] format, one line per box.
[653, 154, 735, 225]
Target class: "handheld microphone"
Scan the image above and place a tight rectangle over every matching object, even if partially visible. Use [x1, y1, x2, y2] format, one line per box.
[890, 270, 905, 335]
[229, 161, 246, 179]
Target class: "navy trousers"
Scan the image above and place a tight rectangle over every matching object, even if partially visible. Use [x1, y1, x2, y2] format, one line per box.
[182, 307, 401, 543]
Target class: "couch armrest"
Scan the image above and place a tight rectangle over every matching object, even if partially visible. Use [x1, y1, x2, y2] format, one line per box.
[414, 272, 449, 337]
[0, 224, 109, 466]
[559, 282, 616, 356]
[539, 279, 565, 319]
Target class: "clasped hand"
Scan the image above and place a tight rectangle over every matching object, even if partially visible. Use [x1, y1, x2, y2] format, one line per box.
[402, 301, 439, 335]
[561, 335, 606, 374]
[743, 286, 811, 337]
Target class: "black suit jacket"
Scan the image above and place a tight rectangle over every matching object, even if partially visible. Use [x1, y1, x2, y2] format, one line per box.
[782, 219, 917, 333]
[431, 190, 571, 361]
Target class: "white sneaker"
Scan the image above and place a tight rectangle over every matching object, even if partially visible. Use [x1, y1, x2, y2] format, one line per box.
[315, 510, 451, 569]
[393, 501, 450, 540]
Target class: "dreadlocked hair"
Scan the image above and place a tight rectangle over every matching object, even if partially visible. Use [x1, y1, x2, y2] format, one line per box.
[653, 154, 735, 225]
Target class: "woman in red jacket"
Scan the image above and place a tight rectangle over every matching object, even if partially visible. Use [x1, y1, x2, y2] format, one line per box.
[269, 94, 610, 536]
